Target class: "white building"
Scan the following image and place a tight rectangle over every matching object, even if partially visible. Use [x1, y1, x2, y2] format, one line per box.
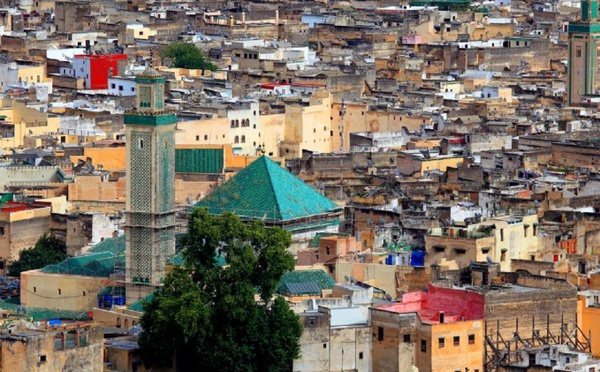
[108, 76, 136, 96]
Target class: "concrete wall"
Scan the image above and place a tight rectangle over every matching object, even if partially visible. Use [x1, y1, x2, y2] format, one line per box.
[21, 271, 112, 312]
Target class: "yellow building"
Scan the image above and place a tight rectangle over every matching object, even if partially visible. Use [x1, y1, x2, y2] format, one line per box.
[281, 90, 333, 158]
[0, 99, 60, 149]
[490, 214, 540, 271]
[125, 24, 158, 40]
[578, 290, 600, 358]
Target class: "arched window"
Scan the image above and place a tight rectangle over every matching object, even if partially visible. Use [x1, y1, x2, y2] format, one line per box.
[241, 135, 246, 143]
[231, 120, 235, 128]
[124, 319, 129, 329]
[234, 136, 239, 144]
[116, 317, 121, 328]
[235, 119, 240, 128]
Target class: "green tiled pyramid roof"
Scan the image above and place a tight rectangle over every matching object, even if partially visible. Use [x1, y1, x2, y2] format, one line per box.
[194, 156, 341, 221]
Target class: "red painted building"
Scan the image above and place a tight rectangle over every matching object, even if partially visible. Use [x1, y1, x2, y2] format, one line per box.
[72, 54, 128, 90]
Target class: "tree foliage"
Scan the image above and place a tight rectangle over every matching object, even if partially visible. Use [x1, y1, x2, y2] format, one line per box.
[139, 209, 302, 371]
[8, 233, 68, 276]
[162, 42, 217, 71]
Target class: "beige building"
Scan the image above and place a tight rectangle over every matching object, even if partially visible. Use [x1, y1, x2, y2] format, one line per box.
[425, 214, 541, 271]
[294, 305, 371, 372]
[281, 90, 333, 158]
[0, 201, 52, 264]
[0, 321, 104, 372]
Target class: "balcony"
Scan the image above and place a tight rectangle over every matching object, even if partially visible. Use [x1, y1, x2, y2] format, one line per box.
[428, 227, 494, 239]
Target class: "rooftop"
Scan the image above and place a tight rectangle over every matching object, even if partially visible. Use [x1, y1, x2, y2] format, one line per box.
[195, 156, 341, 222]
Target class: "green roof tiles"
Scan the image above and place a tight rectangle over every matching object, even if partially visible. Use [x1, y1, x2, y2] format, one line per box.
[41, 235, 126, 277]
[276, 269, 335, 295]
[194, 156, 341, 222]
[88, 235, 126, 255]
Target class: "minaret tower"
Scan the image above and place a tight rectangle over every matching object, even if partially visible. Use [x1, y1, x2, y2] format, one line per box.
[568, 0, 600, 105]
[124, 68, 177, 303]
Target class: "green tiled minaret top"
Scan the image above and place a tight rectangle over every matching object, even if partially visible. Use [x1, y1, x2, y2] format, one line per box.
[124, 68, 176, 126]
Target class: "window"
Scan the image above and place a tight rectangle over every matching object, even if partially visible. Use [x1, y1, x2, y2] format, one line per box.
[326, 246, 330, 255]
[66, 330, 78, 348]
[241, 135, 246, 143]
[453, 336, 460, 346]
[359, 352, 363, 360]
[524, 225, 528, 237]
[111, 83, 116, 89]
[322, 343, 327, 349]
[204, 135, 208, 140]
[378, 327, 384, 341]
[421, 339, 427, 352]
[196, 135, 200, 141]
[39, 355, 46, 363]
[231, 120, 235, 128]
[139, 139, 144, 149]
[33, 287, 36, 293]
[468, 334, 475, 344]
[438, 337, 445, 348]
[235, 120, 239, 127]
[533, 224, 538, 236]
[403, 334, 411, 342]
[54, 333, 64, 350]
[82, 291, 86, 297]
[576, 48, 582, 58]
[57, 289, 62, 295]
[118, 85, 123, 91]
[234, 136, 239, 144]
[500, 229, 504, 241]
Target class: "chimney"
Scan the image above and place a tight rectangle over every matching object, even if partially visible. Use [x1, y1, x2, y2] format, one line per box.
[431, 264, 440, 282]
[242, 12, 246, 24]
[439, 311, 445, 324]
[275, 9, 279, 25]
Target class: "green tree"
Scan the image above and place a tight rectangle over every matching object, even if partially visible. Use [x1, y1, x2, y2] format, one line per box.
[8, 233, 68, 276]
[139, 209, 302, 371]
[162, 42, 217, 71]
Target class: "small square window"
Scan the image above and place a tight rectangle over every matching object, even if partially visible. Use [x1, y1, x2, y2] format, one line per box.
[40, 355, 46, 362]
[322, 343, 327, 349]
[378, 327, 384, 341]
[438, 337, 445, 348]
[403, 334, 410, 342]
[468, 334, 475, 344]
[359, 352, 363, 359]
[453, 336, 460, 346]
[421, 339, 427, 352]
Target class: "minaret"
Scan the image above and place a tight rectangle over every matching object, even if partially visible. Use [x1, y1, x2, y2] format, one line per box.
[124, 68, 177, 303]
[568, 0, 600, 105]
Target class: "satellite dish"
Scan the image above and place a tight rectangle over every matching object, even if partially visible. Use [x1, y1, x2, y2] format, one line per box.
[344, 275, 350, 282]
[486, 256, 494, 264]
